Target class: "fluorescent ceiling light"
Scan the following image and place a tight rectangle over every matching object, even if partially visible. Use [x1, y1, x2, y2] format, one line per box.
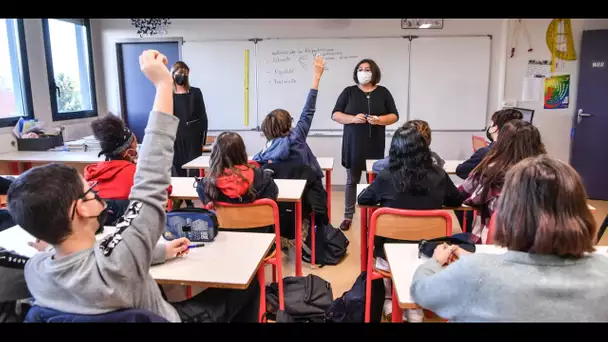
[419, 24, 432, 28]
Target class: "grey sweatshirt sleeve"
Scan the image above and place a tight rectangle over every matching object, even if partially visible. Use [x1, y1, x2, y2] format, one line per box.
[97, 111, 178, 281]
[410, 256, 478, 320]
[151, 244, 167, 266]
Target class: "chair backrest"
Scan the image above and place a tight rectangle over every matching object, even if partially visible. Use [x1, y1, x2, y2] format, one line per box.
[472, 135, 488, 152]
[24, 305, 168, 323]
[207, 199, 279, 232]
[370, 208, 452, 245]
[486, 212, 497, 244]
[205, 135, 216, 146]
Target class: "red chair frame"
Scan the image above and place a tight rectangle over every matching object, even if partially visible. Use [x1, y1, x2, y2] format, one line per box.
[364, 207, 453, 323]
[206, 199, 284, 323]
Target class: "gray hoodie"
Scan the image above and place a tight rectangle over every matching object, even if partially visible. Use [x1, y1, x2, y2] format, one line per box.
[24, 111, 181, 322]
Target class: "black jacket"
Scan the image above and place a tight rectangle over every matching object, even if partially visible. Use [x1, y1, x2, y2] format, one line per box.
[358, 165, 465, 259]
[455, 144, 492, 180]
[262, 162, 329, 227]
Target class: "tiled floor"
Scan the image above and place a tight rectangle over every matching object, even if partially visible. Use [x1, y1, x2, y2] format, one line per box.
[278, 190, 608, 299]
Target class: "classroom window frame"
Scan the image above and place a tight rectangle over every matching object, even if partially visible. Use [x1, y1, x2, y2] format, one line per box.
[41, 18, 98, 122]
[0, 19, 35, 128]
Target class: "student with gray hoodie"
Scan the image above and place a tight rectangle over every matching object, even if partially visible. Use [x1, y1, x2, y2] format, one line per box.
[8, 50, 259, 323]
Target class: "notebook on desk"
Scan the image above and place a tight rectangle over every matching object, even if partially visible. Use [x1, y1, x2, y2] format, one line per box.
[0, 225, 118, 258]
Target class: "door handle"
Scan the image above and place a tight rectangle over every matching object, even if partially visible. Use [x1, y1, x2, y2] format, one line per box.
[577, 109, 592, 124]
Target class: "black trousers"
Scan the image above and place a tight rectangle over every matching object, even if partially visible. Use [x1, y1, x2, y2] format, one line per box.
[455, 209, 474, 233]
[171, 281, 260, 323]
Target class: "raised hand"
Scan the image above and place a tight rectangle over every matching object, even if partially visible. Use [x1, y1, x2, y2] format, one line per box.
[313, 55, 326, 79]
[139, 50, 173, 87]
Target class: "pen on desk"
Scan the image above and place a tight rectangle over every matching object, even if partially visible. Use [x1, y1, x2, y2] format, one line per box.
[188, 244, 205, 249]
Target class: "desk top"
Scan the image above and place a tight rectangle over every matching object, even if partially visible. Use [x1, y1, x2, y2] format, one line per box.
[384, 244, 608, 309]
[365, 159, 463, 175]
[150, 231, 274, 290]
[183, 156, 334, 171]
[0, 151, 103, 163]
[170, 177, 306, 203]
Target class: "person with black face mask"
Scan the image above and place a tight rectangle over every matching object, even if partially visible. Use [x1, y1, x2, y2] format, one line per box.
[170, 61, 208, 208]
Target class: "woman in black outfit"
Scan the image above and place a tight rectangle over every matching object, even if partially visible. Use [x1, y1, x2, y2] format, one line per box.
[331, 59, 399, 231]
[171, 61, 208, 207]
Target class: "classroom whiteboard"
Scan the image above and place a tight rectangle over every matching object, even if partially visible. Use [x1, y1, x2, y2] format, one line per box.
[182, 40, 257, 130]
[409, 36, 491, 131]
[256, 38, 410, 133]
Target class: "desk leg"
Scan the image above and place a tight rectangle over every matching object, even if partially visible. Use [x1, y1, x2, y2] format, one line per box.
[369, 172, 375, 184]
[199, 168, 205, 177]
[462, 211, 467, 233]
[295, 201, 303, 277]
[360, 207, 368, 273]
[325, 170, 331, 222]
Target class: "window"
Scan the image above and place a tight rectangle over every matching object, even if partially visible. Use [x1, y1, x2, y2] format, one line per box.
[0, 19, 34, 127]
[42, 18, 97, 121]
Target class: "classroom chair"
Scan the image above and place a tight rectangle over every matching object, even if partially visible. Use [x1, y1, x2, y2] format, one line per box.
[471, 135, 488, 152]
[364, 208, 452, 323]
[207, 198, 284, 323]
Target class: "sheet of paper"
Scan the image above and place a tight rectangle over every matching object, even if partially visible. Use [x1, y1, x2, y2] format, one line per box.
[526, 59, 551, 77]
[0, 225, 38, 258]
[521, 76, 543, 102]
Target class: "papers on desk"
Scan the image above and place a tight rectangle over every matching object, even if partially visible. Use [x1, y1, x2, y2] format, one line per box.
[0, 225, 118, 258]
[0, 225, 38, 257]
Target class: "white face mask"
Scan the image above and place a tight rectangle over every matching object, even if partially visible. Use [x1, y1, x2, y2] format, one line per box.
[357, 71, 372, 85]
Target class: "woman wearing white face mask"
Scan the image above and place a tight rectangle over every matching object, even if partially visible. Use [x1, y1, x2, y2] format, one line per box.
[331, 59, 399, 231]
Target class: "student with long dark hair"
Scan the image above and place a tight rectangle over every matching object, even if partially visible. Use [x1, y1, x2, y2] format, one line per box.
[411, 155, 608, 322]
[459, 120, 546, 243]
[196, 132, 278, 206]
[358, 122, 465, 322]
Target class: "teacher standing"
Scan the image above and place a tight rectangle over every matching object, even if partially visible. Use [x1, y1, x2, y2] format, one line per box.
[171, 61, 208, 177]
[331, 59, 399, 231]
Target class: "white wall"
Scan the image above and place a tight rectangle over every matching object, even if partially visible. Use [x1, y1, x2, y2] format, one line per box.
[95, 19, 608, 185]
[0, 19, 106, 153]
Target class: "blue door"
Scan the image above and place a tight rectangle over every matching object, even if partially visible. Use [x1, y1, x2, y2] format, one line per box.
[118, 41, 180, 141]
[570, 30, 608, 200]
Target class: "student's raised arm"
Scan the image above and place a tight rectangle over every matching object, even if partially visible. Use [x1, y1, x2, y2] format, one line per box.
[98, 50, 178, 278]
[291, 55, 325, 142]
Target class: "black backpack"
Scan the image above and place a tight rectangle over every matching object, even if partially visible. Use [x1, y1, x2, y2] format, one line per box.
[266, 274, 333, 323]
[325, 272, 384, 323]
[302, 222, 349, 266]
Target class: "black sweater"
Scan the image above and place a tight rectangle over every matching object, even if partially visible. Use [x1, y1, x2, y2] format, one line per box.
[358, 165, 465, 259]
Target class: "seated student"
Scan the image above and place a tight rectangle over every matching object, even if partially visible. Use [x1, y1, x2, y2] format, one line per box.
[357, 122, 465, 322]
[372, 119, 444, 173]
[411, 155, 608, 322]
[455, 108, 523, 180]
[85, 115, 171, 224]
[459, 120, 545, 243]
[252, 55, 326, 179]
[196, 131, 278, 235]
[8, 50, 260, 323]
[0, 176, 15, 232]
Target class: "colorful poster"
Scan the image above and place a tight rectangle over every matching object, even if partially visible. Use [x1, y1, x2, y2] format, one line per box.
[544, 74, 570, 109]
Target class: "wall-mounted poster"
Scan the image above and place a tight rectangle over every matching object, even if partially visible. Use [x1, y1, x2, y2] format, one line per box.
[544, 74, 570, 109]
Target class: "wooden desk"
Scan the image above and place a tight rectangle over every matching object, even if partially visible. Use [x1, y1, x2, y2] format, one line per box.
[365, 159, 464, 183]
[169, 177, 307, 277]
[0, 150, 104, 175]
[384, 244, 608, 309]
[183, 156, 335, 221]
[150, 231, 274, 290]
